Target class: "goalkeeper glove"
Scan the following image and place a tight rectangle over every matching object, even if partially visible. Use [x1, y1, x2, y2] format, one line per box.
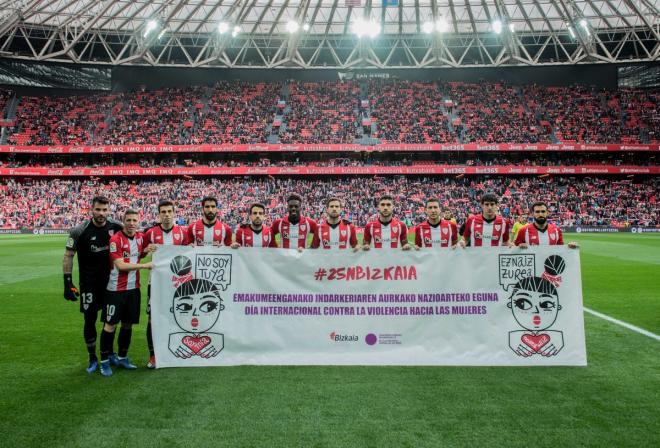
[63, 274, 79, 302]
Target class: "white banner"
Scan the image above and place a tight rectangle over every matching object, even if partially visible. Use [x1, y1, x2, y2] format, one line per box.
[151, 246, 587, 367]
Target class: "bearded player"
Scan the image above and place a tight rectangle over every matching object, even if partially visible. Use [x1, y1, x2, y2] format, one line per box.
[63, 195, 123, 374]
[458, 192, 511, 248]
[514, 201, 579, 248]
[311, 197, 358, 251]
[232, 203, 274, 248]
[414, 198, 458, 249]
[269, 193, 317, 250]
[363, 195, 411, 251]
[143, 200, 188, 369]
[188, 196, 232, 246]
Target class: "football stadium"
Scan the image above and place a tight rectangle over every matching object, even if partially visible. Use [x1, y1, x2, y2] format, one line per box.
[0, 0, 658, 446]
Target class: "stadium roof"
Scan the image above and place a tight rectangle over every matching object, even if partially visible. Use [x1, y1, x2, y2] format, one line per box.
[0, 0, 657, 68]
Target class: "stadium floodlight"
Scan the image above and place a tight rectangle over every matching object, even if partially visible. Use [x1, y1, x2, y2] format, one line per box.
[567, 25, 576, 39]
[436, 17, 449, 33]
[422, 21, 435, 34]
[302, 23, 310, 32]
[143, 19, 158, 38]
[286, 20, 300, 33]
[492, 20, 503, 35]
[352, 17, 380, 38]
[157, 28, 167, 40]
[508, 22, 515, 33]
[217, 22, 229, 34]
[232, 25, 241, 37]
[580, 19, 590, 36]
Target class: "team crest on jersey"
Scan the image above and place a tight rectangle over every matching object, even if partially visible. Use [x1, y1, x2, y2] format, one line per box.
[340, 230, 347, 237]
[392, 227, 398, 234]
[263, 235, 270, 243]
[214, 229, 221, 236]
[441, 227, 448, 234]
[174, 233, 181, 241]
[499, 254, 567, 358]
[300, 224, 306, 232]
[495, 224, 501, 232]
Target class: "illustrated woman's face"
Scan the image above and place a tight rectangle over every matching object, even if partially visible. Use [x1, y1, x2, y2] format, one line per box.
[509, 289, 560, 331]
[173, 290, 224, 333]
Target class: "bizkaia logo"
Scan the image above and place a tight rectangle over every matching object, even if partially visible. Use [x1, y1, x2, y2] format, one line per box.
[329, 331, 359, 342]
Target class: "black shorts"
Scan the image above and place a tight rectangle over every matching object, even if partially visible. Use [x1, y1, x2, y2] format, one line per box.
[78, 284, 106, 314]
[102, 289, 141, 325]
[146, 284, 151, 315]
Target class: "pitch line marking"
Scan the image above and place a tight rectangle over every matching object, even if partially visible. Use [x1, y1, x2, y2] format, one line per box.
[584, 307, 660, 341]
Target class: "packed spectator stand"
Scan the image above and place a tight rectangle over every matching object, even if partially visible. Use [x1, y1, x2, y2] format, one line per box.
[0, 177, 656, 230]
[0, 80, 657, 231]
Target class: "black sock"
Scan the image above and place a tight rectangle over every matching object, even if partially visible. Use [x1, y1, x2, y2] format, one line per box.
[146, 321, 154, 357]
[118, 327, 133, 358]
[100, 329, 116, 362]
[83, 313, 98, 361]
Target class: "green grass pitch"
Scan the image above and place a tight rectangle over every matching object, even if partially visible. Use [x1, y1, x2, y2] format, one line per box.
[1, 233, 658, 447]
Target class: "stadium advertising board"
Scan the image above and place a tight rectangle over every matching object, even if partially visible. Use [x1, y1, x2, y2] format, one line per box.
[0, 143, 657, 154]
[0, 165, 657, 176]
[151, 246, 587, 367]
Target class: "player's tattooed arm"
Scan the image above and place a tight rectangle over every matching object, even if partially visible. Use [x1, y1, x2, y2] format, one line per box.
[62, 249, 75, 274]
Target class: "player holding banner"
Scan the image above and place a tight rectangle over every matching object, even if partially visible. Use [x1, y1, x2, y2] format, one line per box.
[269, 193, 317, 250]
[514, 201, 579, 248]
[188, 196, 232, 246]
[311, 197, 359, 250]
[414, 198, 458, 249]
[99, 209, 156, 377]
[363, 195, 411, 251]
[143, 200, 188, 369]
[232, 203, 274, 248]
[458, 192, 512, 248]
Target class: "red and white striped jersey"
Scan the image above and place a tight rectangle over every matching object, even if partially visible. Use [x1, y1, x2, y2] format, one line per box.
[144, 224, 188, 246]
[269, 216, 317, 249]
[363, 219, 408, 249]
[311, 219, 358, 250]
[235, 224, 273, 248]
[462, 214, 510, 247]
[187, 219, 232, 246]
[107, 231, 146, 292]
[514, 223, 564, 246]
[415, 220, 458, 248]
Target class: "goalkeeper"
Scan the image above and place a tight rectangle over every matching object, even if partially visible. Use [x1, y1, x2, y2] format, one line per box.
[62, 196, 123, 374]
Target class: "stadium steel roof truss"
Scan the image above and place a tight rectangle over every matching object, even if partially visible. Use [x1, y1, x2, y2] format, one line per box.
[0, 0, 656, 69]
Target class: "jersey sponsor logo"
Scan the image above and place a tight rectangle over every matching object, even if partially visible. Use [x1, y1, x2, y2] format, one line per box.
[374, 236, 382, 244]
[110, 241, 117, 252]
[475, 231, 482, 239]
[282, 231, 289, 239]
[424, 237, 432, 245]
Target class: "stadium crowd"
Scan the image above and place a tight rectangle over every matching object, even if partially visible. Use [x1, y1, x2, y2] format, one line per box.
[1, 81, 657, 145]
[0, 176, 656, 230]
